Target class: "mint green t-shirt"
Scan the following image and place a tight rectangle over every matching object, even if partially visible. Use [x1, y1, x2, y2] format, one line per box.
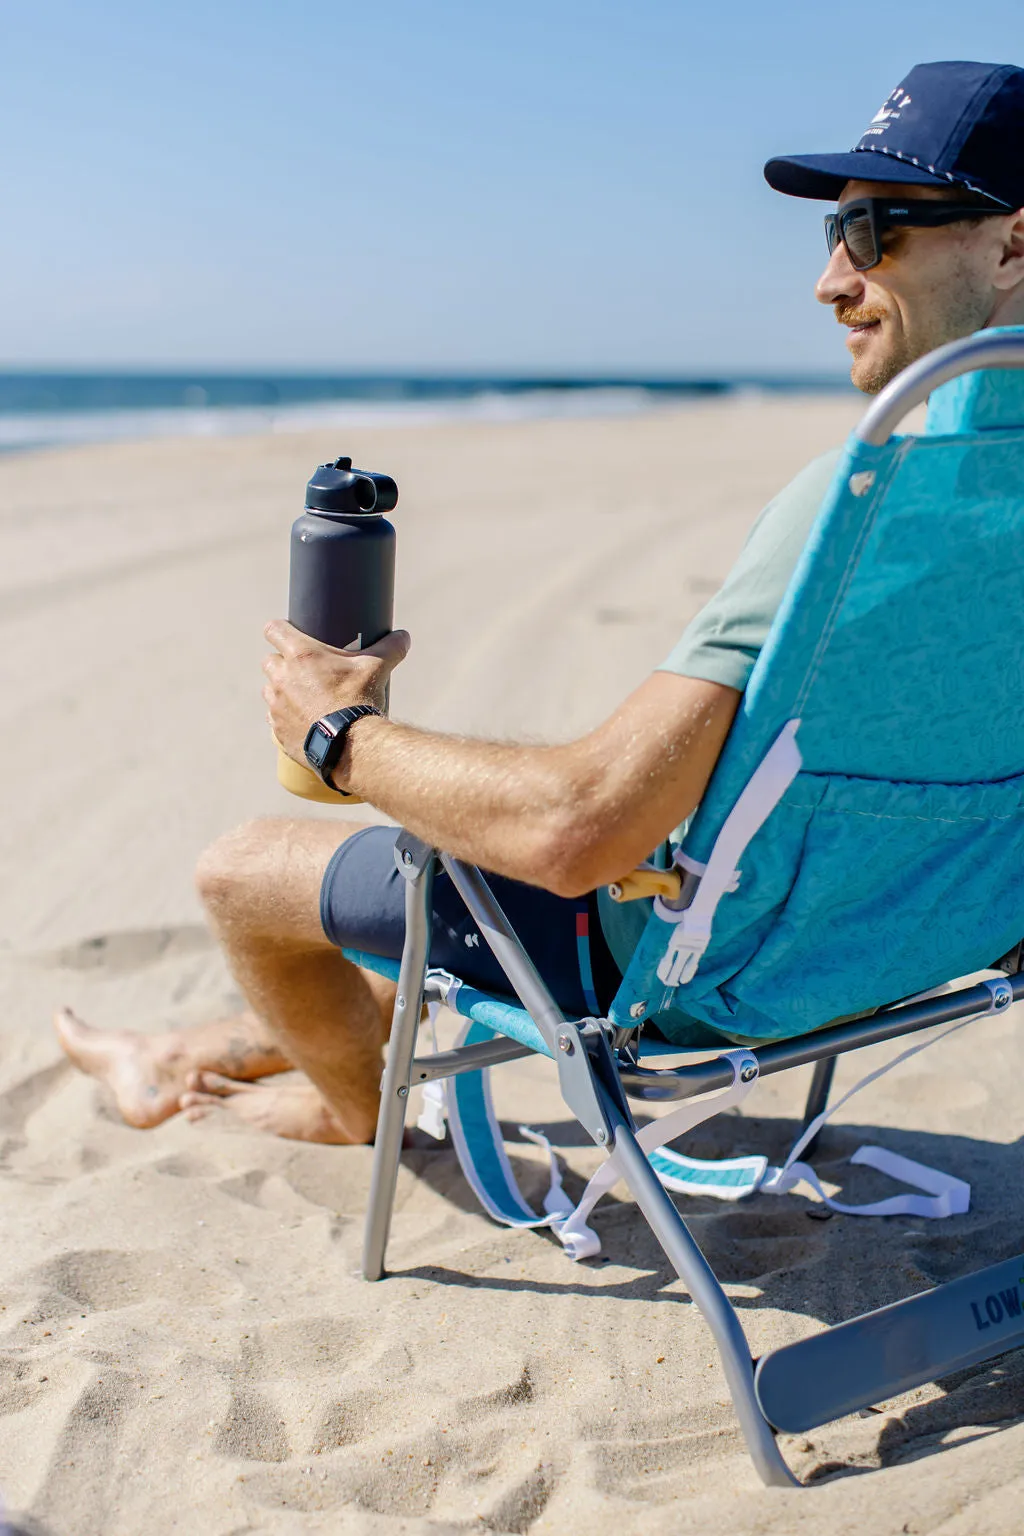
[657, 447, 842, 691]
[597, 447, 842, 975]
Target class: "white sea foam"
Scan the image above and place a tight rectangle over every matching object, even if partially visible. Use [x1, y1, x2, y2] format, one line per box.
[0, 386, 675, 454]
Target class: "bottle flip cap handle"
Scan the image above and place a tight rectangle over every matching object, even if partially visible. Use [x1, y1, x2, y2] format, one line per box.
[305, 457, 399, 517]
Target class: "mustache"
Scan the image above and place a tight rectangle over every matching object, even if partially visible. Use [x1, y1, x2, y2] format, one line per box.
[834, 301, 888, 328]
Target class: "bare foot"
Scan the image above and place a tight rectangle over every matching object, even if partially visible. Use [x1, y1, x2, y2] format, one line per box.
[54, 1007, 199, 1128]
[53, 1006, 291, 1130]
[179, 1070, 370, 1144]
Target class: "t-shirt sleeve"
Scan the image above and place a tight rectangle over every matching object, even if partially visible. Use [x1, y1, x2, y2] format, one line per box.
[657, 447, 842, 692]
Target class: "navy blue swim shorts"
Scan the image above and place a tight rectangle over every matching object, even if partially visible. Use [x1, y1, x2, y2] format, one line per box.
[319, 825, 621, 1016]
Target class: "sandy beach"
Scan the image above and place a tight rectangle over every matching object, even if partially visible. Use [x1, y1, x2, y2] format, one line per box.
[1, 395, 1022, 1535]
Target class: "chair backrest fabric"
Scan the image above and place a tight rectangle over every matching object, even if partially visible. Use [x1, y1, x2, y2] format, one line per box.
[611, 331, 1024, 1042]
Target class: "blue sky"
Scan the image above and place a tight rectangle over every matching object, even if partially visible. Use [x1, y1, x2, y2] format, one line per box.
[2, 1, 1021, 372]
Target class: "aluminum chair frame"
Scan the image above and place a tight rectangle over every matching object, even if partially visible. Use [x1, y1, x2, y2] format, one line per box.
[361, 332, 1024, 1488]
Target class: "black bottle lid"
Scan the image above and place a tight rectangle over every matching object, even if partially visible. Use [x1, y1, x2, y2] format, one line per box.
[305, 456, 399, 516]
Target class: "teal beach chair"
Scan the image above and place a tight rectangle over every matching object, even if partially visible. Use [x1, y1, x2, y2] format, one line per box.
[354, 329, 1024, 1487]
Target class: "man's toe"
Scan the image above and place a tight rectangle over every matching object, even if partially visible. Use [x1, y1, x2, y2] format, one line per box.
[179, 1090, 220, 1110]
[195, 1071, 250, 1095]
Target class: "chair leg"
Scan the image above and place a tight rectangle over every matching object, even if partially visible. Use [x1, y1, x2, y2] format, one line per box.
[606, 1096, 798, 1488]
[361, 848, 435, 1281]
[800, 1055, 837, 1159]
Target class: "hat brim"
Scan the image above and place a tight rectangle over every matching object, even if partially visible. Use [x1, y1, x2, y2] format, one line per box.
[764, 150, 958, 201]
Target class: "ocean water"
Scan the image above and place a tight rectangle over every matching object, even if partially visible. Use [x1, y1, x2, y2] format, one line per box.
[0, 371, 851, 453]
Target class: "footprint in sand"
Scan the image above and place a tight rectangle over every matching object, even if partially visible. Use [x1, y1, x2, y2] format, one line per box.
[214, 1387, 290, 1463]
[33, 1371, 135, 1531]
[0, 1062, 72, 1137]
[307, 1388, 386, 1453]
[0, 1355, 51, 1420]
[33, 925, 214, 975]
[23, 1246, 235, 1318]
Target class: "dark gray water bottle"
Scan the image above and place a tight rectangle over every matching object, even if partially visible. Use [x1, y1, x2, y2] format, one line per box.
[276, 455, 399, 802]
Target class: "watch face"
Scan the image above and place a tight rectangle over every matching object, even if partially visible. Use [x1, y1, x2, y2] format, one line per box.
[307, 723, 332, 766]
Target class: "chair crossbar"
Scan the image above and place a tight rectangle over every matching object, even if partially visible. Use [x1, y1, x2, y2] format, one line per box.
[755, 1251, 1024, 1434]
[411, 1036, 533, 1083]
[619, 970, 1024, 1102]
[350, 936, 1022, 1115]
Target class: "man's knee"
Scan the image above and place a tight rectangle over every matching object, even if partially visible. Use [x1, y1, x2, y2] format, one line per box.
[195, 816, 349, 946]
[195, 819, 285, 928]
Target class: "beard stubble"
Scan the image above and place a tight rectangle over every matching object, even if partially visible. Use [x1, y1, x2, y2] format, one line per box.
[833, 300, 915, 395]
[834, 248, 994, 395]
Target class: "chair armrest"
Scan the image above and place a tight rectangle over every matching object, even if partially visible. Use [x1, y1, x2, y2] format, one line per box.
[607, 864, 684, 903]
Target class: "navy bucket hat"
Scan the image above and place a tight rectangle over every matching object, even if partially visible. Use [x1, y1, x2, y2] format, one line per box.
[765, 61, 1024, 209]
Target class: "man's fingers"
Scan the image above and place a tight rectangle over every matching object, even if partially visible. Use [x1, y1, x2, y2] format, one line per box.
[264, 618, 308, 657]
[363, 629, 412, 668]
[265, 619, 409, 669]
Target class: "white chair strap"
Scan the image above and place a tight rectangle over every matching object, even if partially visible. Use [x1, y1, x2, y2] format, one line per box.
[657, 719, 803, 987]
[426, 979, 1008, 1254]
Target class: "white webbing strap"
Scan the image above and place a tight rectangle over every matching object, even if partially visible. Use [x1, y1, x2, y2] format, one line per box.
[553, 1050, 761, 1259]
[438, 980, 1005, 1248]
[754, 987, 1015, 1217]
[442, 1027, 759, 1241]
[674, 850, 740, 890]
[416, 1002, 449, 1140]
[415, 974, 468, 1139]
[657, 719, 803, 988]
[763, 1143, 970, 1219]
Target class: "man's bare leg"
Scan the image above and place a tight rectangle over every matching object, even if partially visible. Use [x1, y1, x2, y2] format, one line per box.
[177, 817, 398, 1144]
[53, 1006, 290, 1129]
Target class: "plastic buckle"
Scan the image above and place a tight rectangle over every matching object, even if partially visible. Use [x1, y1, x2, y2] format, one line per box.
[417, 1079, 448, 1140]
[657, 916, 712, 987]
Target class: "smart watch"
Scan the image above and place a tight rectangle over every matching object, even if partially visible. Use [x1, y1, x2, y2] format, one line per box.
[303, 705, 382, 789]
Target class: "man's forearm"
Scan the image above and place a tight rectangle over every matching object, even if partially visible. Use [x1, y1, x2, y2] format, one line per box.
[337, 715, 589, 889]
[333, 672, 740, 897]
[262, 617, 738, 897]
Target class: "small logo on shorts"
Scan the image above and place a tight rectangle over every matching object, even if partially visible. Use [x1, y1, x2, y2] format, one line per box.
[465, 933, 480, 948]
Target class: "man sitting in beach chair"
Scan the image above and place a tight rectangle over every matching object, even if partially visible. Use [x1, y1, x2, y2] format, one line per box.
[57, 60, 1024, 1145]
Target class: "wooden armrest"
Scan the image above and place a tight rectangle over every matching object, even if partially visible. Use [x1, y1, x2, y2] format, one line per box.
[607, 865, 684, 903]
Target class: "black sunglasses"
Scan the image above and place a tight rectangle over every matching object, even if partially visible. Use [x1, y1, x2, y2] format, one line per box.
[824, 196, 1009, 272]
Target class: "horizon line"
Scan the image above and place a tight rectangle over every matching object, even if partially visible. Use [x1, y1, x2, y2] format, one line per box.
[0, 364, 853, 383]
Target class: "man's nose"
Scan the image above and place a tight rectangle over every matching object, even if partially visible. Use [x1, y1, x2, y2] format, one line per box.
[815, 241, 864, 306]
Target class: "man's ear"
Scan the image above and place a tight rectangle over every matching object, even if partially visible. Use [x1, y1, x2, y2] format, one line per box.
[992, 209, 1024, 292]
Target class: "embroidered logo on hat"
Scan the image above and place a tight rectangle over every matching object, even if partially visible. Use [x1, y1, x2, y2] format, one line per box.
[764, 60, 1024, 210]
[863, 86, 913, 138]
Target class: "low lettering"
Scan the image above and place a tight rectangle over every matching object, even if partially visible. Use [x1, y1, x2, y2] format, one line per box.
[986, 1294, 1005, 1326]
[998, 1287, 1023, 1320]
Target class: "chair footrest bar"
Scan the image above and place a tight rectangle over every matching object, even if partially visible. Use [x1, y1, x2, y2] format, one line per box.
[755, 1252, 1024, 1433]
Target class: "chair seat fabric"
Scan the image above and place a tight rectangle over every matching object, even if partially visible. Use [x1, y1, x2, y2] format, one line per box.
[341, 947, 705, 1061]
